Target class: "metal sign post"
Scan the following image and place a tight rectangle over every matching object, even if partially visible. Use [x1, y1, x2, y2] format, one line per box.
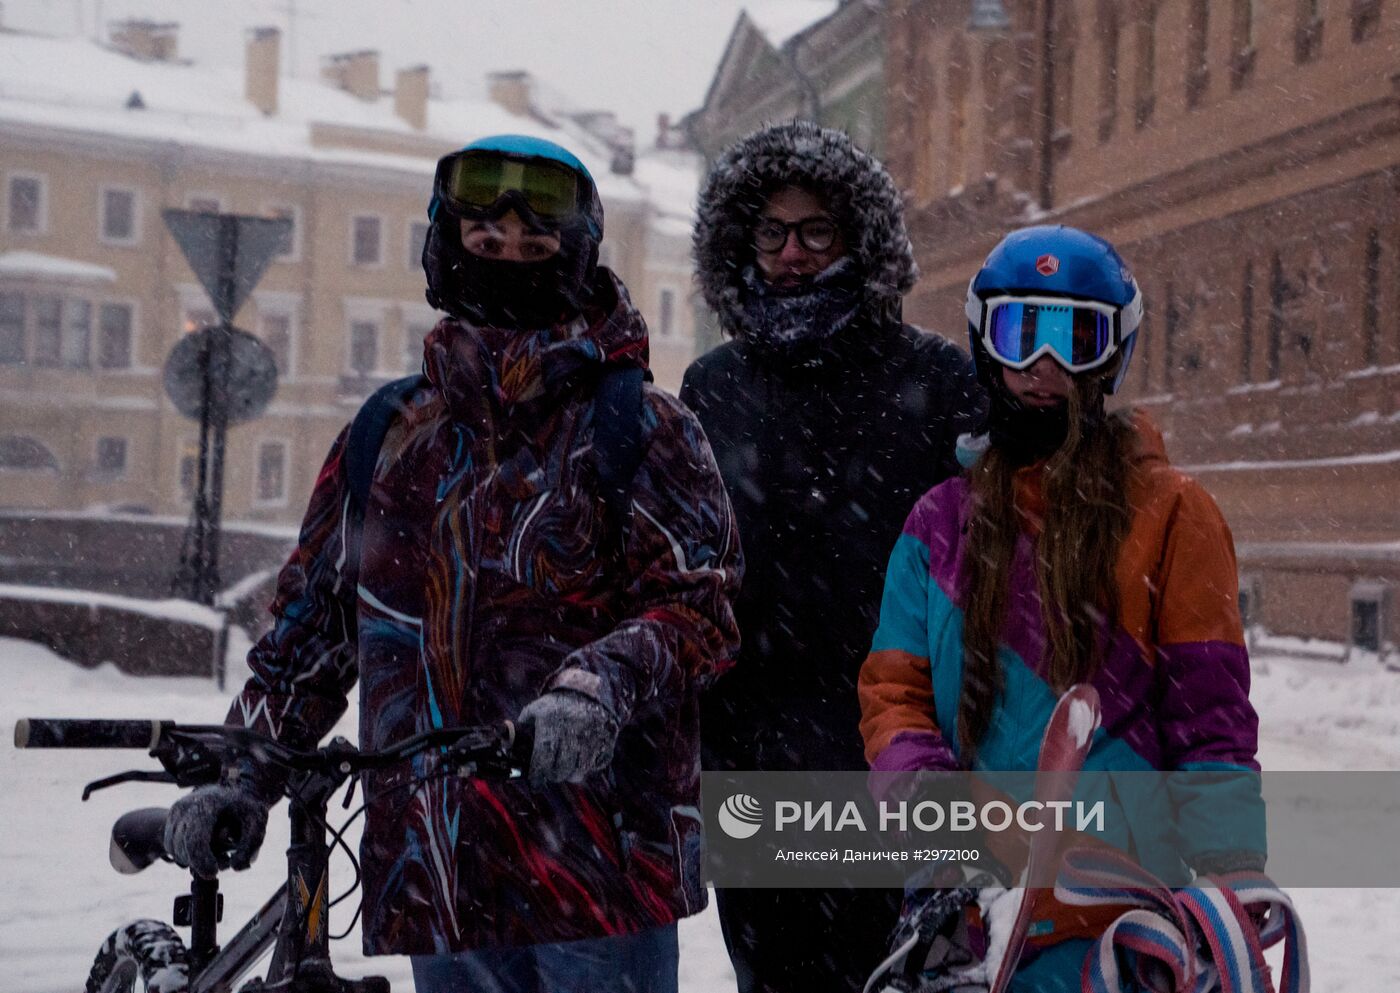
[162, 210, 288, 623]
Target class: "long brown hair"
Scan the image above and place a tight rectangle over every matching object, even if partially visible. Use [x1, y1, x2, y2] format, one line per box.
[957, 384, 1136, 762]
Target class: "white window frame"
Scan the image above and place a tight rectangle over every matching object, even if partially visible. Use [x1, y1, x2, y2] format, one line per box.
[98, 185, 142, 246]
[264, 203, 303, 263]
[252, 437, 292, 508]
[185, 193, 224, 214]
[93, 435, 129, 479]
[254, 290, 302, 382]
[5, 171, 48, 235]
[96, 297, 140, 372]
[349, 214, 386, 268]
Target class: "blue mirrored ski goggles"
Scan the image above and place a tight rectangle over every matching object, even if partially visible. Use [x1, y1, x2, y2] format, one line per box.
[980, 294, 1119, 373]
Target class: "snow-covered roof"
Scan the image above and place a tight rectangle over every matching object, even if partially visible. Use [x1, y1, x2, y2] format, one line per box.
[742, 0, 841, 49]
[0, 31, 644, 203]
[632, 147, 703, 227]
[0, 251, 117, 285]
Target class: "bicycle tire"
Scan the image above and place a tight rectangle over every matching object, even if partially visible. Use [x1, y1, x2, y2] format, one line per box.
[85, 920, 190, 993]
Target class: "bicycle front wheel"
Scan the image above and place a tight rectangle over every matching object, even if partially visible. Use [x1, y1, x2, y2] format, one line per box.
[85, 920, 189, 993]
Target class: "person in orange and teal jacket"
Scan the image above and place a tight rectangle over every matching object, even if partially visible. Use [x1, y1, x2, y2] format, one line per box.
[858, 226, 1266, 992]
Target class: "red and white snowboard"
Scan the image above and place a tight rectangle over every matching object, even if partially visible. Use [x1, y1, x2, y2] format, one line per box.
[986, 683, 1102, 993]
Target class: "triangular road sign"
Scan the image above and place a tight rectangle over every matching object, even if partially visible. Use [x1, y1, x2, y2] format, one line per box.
[163, 209, 293, 323]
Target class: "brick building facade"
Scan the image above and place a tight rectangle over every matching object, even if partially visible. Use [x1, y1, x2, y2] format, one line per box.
[882, 0, 1399, 652]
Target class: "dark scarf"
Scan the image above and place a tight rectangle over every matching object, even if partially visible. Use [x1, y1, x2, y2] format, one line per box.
[735, 256, 864, 352]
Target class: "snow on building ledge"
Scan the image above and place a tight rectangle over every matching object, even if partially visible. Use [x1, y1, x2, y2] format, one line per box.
[0, 251, 117, 286]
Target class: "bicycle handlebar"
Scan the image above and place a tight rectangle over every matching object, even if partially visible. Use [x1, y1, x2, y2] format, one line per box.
[15, 716, 531, 778]
[15, 718, 170, 750]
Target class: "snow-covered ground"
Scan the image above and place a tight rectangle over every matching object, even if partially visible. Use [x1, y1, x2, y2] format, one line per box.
[3, 636, 1399, 991]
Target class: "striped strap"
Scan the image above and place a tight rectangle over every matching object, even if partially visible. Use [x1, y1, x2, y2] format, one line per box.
[1054, 849, 1308, 993]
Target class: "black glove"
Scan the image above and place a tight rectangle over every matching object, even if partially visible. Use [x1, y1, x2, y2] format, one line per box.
[163, 784, 269, 879]
[518, 689, 619, 784]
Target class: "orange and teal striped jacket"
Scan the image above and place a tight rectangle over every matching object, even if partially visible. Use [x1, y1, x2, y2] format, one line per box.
[858, 411, 1264, 946]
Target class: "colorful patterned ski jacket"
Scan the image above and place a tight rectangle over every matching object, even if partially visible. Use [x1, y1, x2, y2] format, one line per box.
[228, 271, 742, 955]
[858, 412, 1264, 949]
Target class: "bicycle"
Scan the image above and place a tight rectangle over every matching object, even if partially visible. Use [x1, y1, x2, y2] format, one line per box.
[14, 716, 531, 993]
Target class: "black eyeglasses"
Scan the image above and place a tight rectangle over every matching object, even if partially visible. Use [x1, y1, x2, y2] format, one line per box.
[752, 215, 839, 253]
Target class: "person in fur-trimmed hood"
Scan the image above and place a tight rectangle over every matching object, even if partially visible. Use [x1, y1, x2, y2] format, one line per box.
[680, 121, 985, 992]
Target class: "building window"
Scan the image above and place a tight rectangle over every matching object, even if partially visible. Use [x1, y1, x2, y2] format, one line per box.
[351, 216, 383, 266]
[0, 435, 59, 472]
[658, 288, 676, 338]
[31, 295, 62, 366]
[1353, 0, 1382, 41]
[1267, 253, 1285, 380]
[945, 38, 972, 193]
[1363, 228, 1380, 367]
[1186, 0, 1210, 108]
[1134, 4, 1158, 128]
[1238, 575, 1262, 629]
[1231, 0, 1258, 87]
[1240, 261, 1255, 383]
[178, 442, 201, 501]
[0, 291, 25, 364]
[186, 195, 222, 214]
[1097, 0, 1121, 142]
[266, 205, 301, 262]
[98, 302, 134, 369]
[260, 311, 294, 377]
[349, 319, 379, 375]
[255, 440, 289, 505]
[1296, 0, 1325, 62]
[1163, 281, 1178, 390]
[1050, 2, 1078, 149]
[408, 221, 430, 270]
[95, 436, 128, 476]
[6, 174, 46, 234]
[61, 300, 92, 368]
[1349, 581, 1388, 654]
[100, 187, 139, 245]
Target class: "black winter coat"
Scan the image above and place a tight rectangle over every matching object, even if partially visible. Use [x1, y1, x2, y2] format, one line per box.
[681, 318, 985, 771]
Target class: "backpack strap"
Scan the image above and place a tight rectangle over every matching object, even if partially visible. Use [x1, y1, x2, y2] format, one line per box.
[343, 374, 425, 576]
[592, 365, 647, 541]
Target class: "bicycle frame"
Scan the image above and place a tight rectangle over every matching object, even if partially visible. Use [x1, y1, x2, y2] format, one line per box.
[15, 717, 524, 993]
[192, 766, 383, 993]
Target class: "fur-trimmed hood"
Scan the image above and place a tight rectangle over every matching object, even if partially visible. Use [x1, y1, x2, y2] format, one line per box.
[693, 120, 918, 340]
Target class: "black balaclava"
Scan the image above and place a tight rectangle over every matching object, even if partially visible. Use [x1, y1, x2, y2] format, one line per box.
[974, 339, 1110, 465]
[423, 213, 598, 329]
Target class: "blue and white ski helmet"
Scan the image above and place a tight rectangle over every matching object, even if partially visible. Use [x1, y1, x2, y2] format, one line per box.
[964, 225, 1143, 394]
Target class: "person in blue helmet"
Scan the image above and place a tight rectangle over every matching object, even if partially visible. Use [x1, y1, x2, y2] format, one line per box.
[860, 225, 1272, 992]
[160, 135, 742, 993]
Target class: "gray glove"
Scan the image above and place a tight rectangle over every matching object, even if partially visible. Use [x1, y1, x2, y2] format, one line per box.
[518, 689, 620, 784]
[163, 784, 269, 879]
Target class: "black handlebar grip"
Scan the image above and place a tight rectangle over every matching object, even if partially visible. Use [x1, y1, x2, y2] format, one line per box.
[211, 813, 241, 861]
[14, 718, 165, 750]
[509, 719, 535, 770]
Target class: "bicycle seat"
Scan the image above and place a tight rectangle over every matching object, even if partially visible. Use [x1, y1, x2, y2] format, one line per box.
[110, 807, 169, 874]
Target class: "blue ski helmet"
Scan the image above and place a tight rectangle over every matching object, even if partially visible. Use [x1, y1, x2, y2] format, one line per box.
[964, 226, 1143, 394]
[423, 134, 605, 323]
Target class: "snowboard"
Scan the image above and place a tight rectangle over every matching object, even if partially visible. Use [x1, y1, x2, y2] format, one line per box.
[986, 682, 1102, 993]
